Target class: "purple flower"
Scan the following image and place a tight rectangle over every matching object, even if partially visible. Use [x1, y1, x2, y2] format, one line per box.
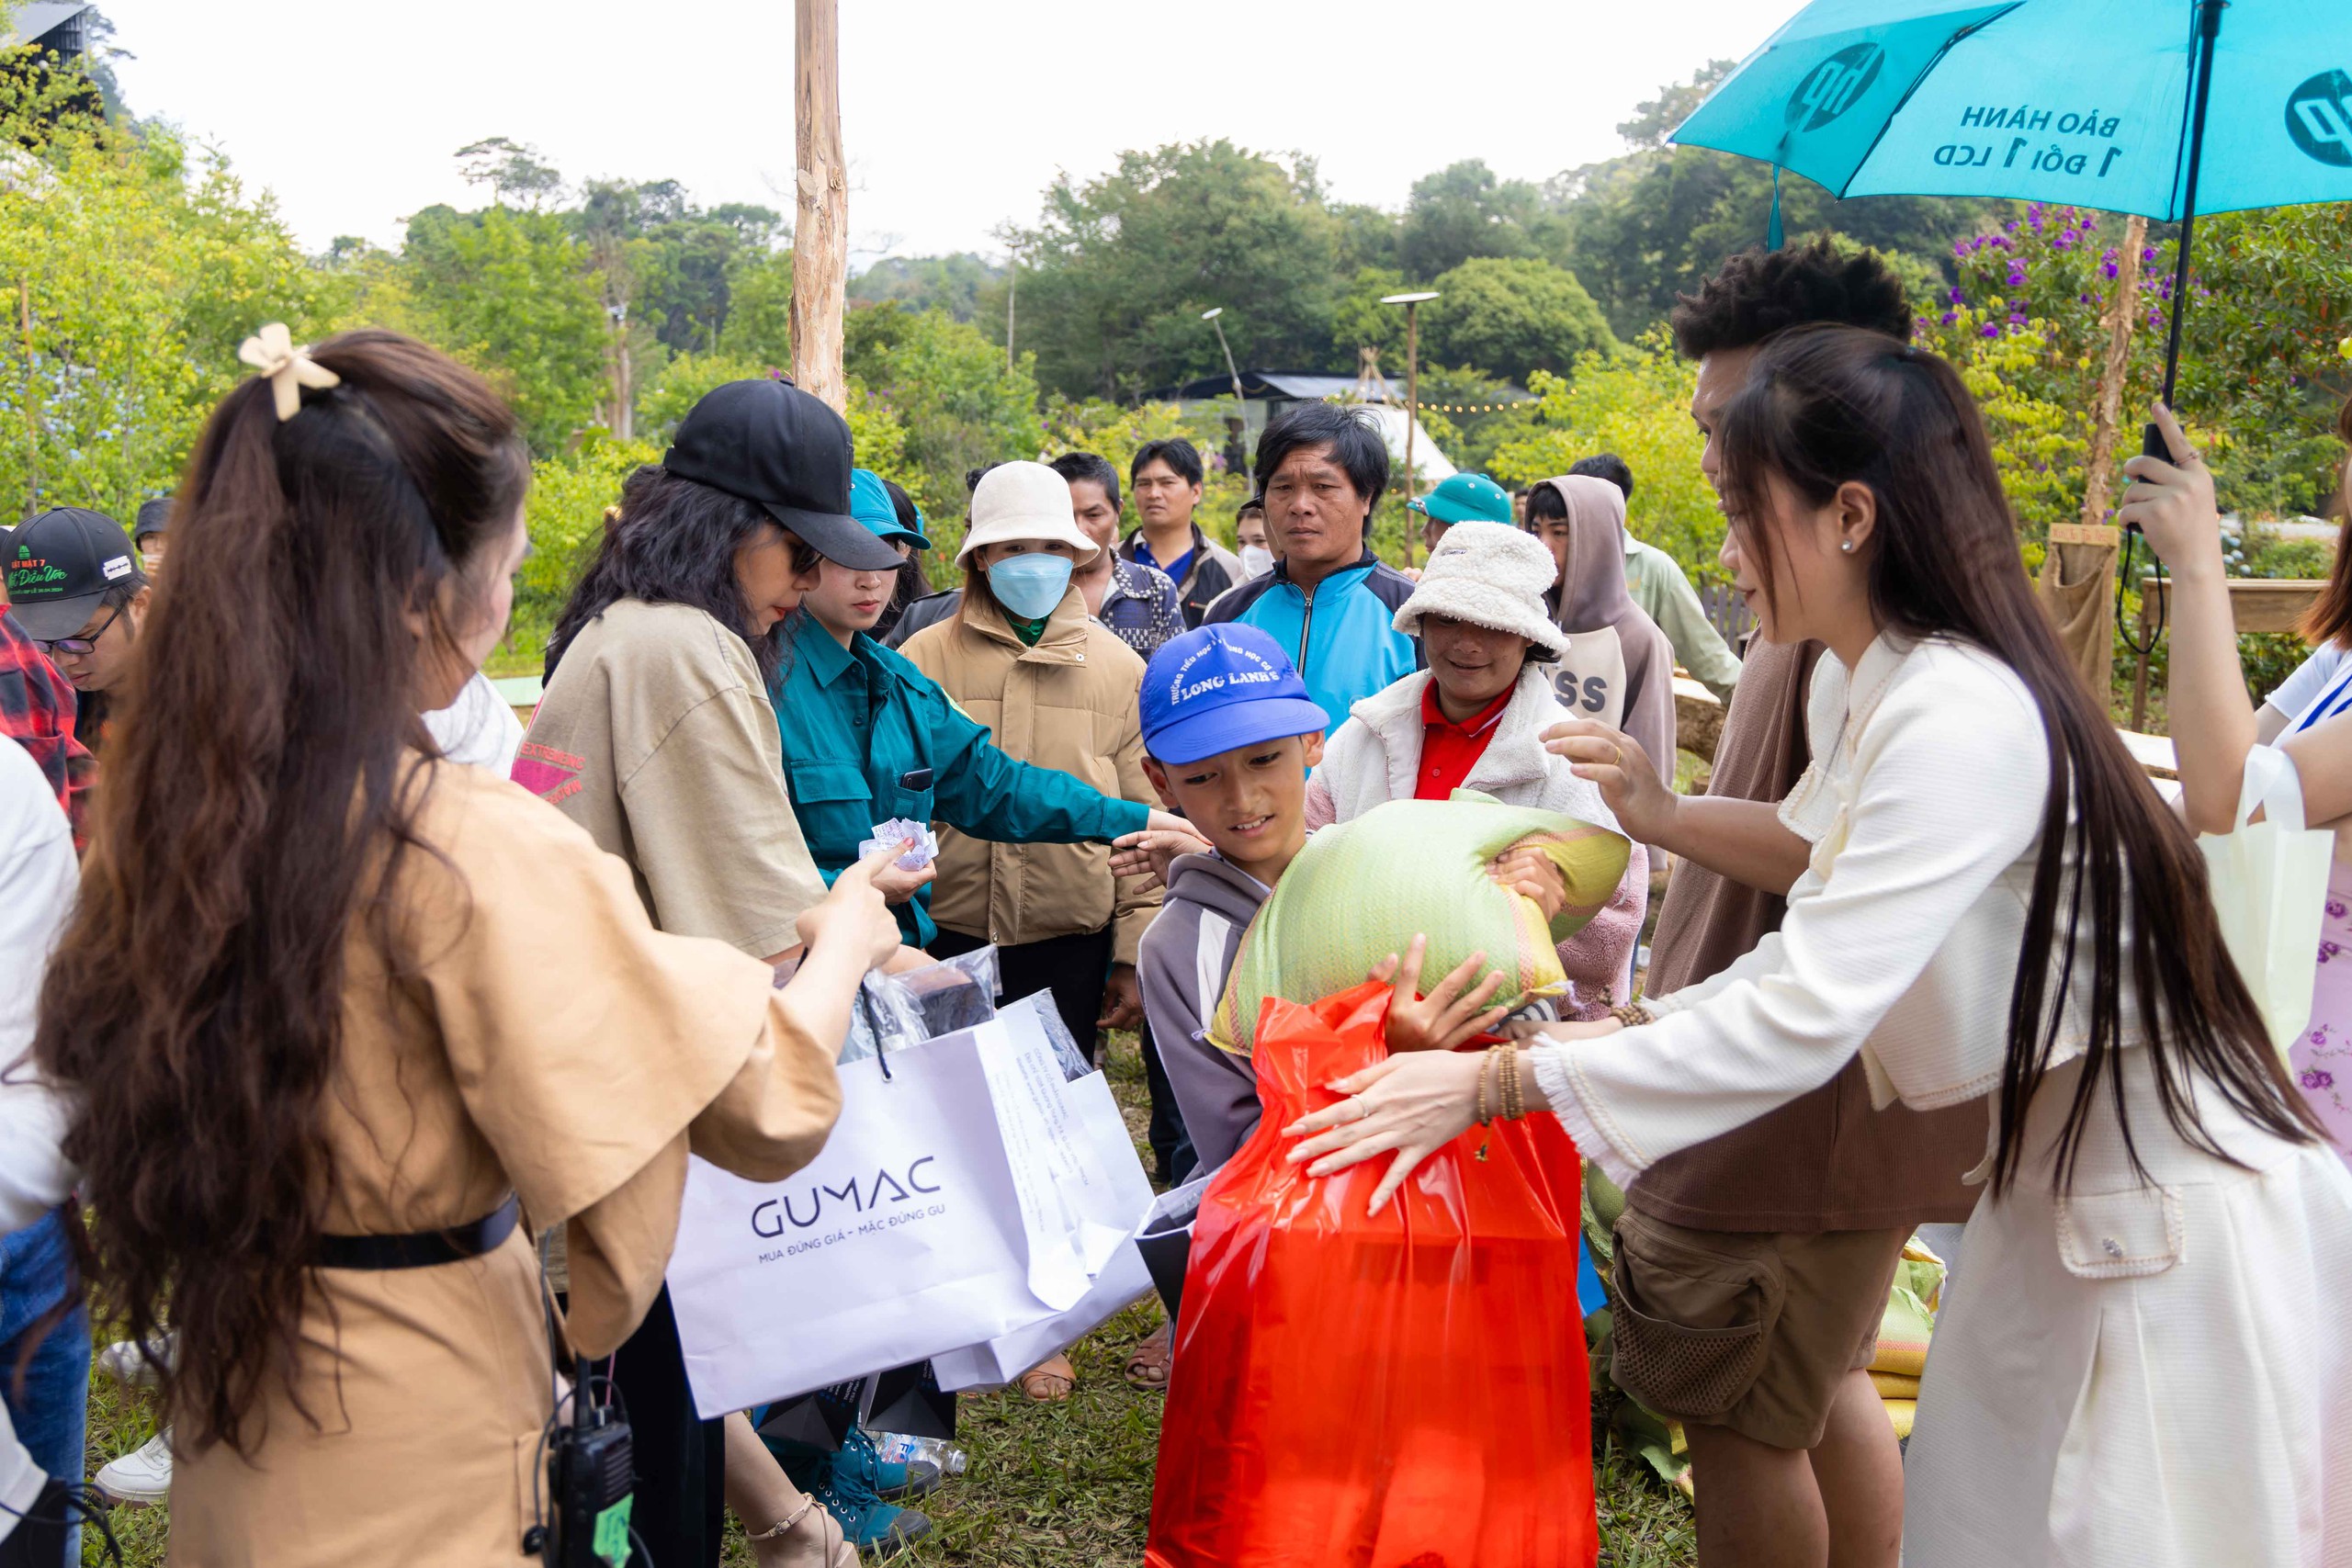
[2323, 940, 2344, 964]
[1940, 310, 1958, 326]
[2007, 265, 2028, 288]
[1981, 321, 2002, 338]
[1949, 286, 1965, 304]
[2142, 246, 2158, 263]
[2304, 1068, 2335, 1090]
[2102, 259, 2120, 280]
[2328, 899, 2346, 919]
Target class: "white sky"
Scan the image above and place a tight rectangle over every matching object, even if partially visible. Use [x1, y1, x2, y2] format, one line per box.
[98, 0, 1781, 266]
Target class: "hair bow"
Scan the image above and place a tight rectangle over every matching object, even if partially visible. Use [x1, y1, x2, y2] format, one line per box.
[237, 322, 340, 422]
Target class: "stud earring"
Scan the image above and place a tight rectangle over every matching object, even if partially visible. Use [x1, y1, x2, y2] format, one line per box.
[1840, 540, 1855, 553]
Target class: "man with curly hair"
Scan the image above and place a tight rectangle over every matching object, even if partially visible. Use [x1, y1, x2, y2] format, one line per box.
[1593, 240, 1987, 1568]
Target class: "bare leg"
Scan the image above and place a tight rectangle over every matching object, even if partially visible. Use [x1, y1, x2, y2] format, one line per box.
[723, 1412, 852, 1568]
[1805, 1370, 1904, 1568]
[1681, 1418, 1827, 1568]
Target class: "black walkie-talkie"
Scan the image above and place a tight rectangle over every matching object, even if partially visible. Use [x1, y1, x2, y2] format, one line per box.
[544, 1355, 637, 1568]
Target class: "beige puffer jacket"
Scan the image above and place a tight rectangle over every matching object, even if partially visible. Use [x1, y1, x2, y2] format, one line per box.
[898, 587, 1162, 964]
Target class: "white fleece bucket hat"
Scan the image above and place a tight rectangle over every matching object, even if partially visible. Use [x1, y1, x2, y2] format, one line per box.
[955, 460, 1102, 567]
[1393, 520, 1569, 656]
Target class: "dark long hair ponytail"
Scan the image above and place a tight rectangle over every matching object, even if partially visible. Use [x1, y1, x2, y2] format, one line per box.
[33, 330, 529, 1452]
[544, 466, 816, 682]
[1716, 324, 2317, 1194]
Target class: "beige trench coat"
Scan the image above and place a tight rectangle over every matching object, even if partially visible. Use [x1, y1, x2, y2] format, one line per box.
[170, 760, 842, 1567]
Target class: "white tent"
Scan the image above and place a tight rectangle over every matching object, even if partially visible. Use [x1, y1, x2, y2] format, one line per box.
[1344, 401, 1457, 486]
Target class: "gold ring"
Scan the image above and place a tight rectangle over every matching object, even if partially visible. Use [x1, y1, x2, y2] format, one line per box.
[1612, 744, 1624, 768]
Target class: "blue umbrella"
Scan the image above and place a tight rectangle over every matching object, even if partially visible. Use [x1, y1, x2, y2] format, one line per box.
[1672, 0, 2352, 432]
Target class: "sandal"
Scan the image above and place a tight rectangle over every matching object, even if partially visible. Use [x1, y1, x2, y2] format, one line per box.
[1123, 1320, 1172, 1389]
[1017, 1350, 1077, 1402]
[746, 1494, 858, 1568]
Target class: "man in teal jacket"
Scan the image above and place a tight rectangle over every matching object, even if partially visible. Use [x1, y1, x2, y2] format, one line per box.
[771, 468, 1157, 947]
[1204, 402, 1420, 729]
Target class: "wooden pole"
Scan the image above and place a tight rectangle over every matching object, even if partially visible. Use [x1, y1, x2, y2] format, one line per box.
[790, 0, 846, 413]
[2079, 213, 2151, 531]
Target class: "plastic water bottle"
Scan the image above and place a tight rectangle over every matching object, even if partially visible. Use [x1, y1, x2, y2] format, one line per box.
[872, 1431, 968, 1476]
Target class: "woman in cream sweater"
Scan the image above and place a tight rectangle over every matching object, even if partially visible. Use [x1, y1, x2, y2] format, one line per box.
[1290, 326, 2352, 1567]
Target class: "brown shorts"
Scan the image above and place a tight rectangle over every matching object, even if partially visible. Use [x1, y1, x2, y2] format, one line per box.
[1607, 1210, 1907, 1451]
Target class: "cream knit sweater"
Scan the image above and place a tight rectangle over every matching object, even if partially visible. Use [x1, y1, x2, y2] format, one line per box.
[1532, 632, 2141, 1188]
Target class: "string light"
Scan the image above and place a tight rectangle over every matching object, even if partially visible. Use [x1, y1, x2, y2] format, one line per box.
[1317, 395, 1532, 413]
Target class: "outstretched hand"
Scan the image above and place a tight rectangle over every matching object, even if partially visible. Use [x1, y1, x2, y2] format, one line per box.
[1370, 934, 1510, 1055]
[1283, 1050, 1487, 1213]
[1110, 820, 1215, 887]
[2117, 401, 2223, 580]
[1543, 717, 1672, 842]
[797, 839, 911, 973]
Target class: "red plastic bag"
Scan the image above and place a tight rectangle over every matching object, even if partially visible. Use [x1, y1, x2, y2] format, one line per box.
[1147, 983, 1596, 1568]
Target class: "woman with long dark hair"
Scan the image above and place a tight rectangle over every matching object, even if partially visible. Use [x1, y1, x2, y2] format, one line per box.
[33, 331, 898, 1567]
[1291, 326, 2352, 1564]
[527, 378, 928, 1564]
[2132, 392, 2352, 1157]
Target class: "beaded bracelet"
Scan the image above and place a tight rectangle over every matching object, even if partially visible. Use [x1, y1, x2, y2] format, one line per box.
[1610, 1002, 1657, 1030]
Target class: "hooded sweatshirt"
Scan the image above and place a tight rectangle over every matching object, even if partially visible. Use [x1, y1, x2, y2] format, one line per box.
[1136, 850, 1273, 1173]
[1534, 474, 1678, 786]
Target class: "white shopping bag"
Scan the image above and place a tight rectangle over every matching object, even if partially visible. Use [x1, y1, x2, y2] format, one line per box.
[665, 996, 1134, 1417]
[2199, 745, 2334, 1064]
[931, 1072, 1158, 1391]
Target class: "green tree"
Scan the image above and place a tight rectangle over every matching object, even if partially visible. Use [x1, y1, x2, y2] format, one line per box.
[0, 105, 342, 522]
[1551, 65, 2003, 338]
[1421, 256, 1616, 384]
[845, 304, 1043, 532]
[850, 254, 1001, 322]
[396, 203, 607, 452]
[1397, 160, 1544, 279]
[1004, 140, 1344, 400]
[718, 248, 795, 364]
[1489, 332, 1720, 582]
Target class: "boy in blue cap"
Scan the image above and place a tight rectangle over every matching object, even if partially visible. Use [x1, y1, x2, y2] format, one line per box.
[1136, 621, 1556, 1163]
[1135, 625, 1334, 1179]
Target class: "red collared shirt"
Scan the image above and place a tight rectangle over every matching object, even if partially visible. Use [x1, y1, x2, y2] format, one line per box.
[1415, 680, 1513, 800]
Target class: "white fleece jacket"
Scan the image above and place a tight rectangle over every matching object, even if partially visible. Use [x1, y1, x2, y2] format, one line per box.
[1306, 664, 1647, 1015]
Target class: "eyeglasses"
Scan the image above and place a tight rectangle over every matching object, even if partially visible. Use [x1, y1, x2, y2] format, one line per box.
[34, 602, 125, 657]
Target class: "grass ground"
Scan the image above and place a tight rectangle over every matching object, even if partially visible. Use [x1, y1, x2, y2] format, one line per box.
[78, 1033, 1696, 1567]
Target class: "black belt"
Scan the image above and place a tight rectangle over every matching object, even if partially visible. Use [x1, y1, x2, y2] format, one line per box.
[316, 1195, 521, 1271]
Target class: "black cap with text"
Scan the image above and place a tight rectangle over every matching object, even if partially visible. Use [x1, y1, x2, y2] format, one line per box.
[662, 378, 902, 571]
[5, 508, 141, 641]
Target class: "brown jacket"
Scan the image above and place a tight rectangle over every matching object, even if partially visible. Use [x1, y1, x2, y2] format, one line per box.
[899, 590, 1162, 964]
[1632, 637, 1984, 1232]
[175, 761, 842, 1567]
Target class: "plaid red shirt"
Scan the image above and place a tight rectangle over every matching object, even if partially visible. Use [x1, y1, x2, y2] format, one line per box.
[0, 611, 95, 845]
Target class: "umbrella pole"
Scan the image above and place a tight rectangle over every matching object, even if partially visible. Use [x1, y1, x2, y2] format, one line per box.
[2121, 0, 2227, 668]
[2144, 0, 2228, 456]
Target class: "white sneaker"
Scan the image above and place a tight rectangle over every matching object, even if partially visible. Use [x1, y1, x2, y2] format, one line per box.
[95, 1428, 172, 1506]
[95, 1332, 174, 1390]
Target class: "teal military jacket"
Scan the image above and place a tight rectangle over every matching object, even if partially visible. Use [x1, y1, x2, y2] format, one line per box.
[769, 613, 1149, 947]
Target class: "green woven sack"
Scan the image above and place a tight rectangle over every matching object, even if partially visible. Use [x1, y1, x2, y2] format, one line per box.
[1208, 792, 1630, 1058]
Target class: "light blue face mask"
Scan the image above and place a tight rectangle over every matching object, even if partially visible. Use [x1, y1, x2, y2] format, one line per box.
[987, 552, 1075, 620]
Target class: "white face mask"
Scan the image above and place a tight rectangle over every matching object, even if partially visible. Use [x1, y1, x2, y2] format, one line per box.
[1238, 545, 1275, 579]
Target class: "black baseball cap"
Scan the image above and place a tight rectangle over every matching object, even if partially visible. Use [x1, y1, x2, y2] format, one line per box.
[662, 378, 901, 571]
[6, 507, 141, 641]
[134, 498, 172, 541]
